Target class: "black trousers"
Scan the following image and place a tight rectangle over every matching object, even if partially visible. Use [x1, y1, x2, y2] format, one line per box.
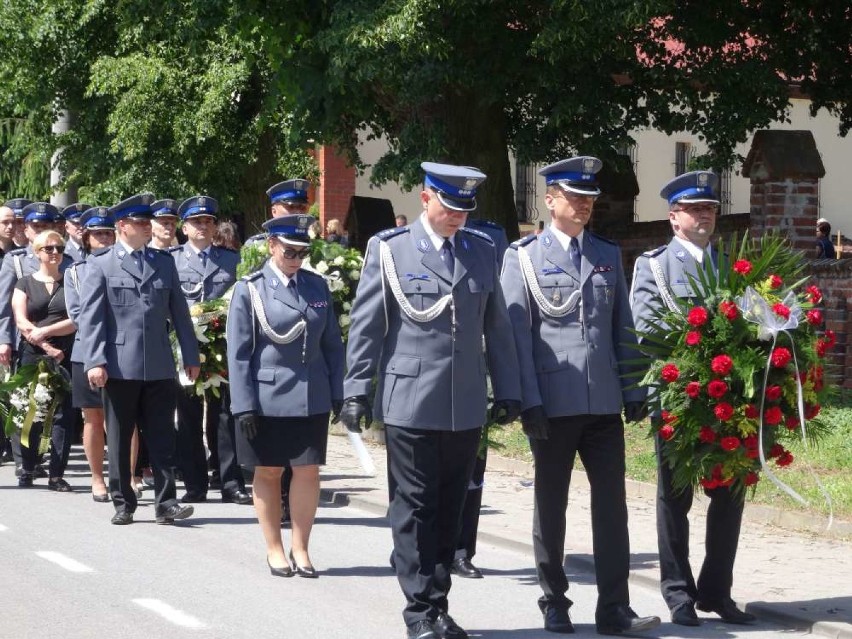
[176, 385, 213, 495]
[455, 449, 487, 560]
[386, 424, 481, 627]
[530, 414, 630, 616]
[215, 387, 245, 494]
[104, 378, 179, 516]
[655, 432, 744, 610]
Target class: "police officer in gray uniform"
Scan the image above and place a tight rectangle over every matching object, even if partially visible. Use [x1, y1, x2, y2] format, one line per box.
[630, 171, 755, 627]
[501, 157, 659, 636]
[61, 203, 92, 263]
[244, 179, 311, 245]
[79, 193, 201, 526]
[171, 195, 250, 505]
[150, 199, 180, 250]
[0, 203, 75, 474]
[451, 215, 510, 580]
[340, 162, 521, 639]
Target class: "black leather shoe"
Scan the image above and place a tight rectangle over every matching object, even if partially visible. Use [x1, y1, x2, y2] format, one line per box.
[267, 557, 293, 578]
[47, 478, 73, 492]
[155, 504, 194, 525]
[697, 599, 756, 624]
[671, 602, 700, 626]
[449, 557, 483, 579]
[17, 472, 33, 488]
[542, 606, 575, 633]
[222, 489, 253, 505]
[434, 613, 468, 639]
[596, 605, 660, 635]
[33, 464, 48, 479]
[288, 550, 318, 578]
[181, 492, 207, 503]
[111, 511, 134, 525]
[406, 620, 437, 639]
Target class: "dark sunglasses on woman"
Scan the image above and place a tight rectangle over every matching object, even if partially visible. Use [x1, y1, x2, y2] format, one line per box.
[40, 246, 65, 254]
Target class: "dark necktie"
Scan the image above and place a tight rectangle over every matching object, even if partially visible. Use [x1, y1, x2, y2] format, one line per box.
[440, 239, 455, 278]
[132, 250, 143, 272]
[569, 236, 581, 274]
[199, 250, 208, 268]
[287, 278, 298, 302]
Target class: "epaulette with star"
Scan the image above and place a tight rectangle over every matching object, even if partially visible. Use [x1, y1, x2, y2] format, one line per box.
[509, 235, 536, 250]
[642, 245, 667, 258]
[375, 226, 409, 241]
[459, 226, 494, 245]
[8, 248, 26, 256]
[240, 270, 263, 282]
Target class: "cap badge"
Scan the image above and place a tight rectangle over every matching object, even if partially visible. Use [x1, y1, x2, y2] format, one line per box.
[697, 173, 709, 187]
[37, 203, 46, 213]
[463, 178, 478, 190]
[298, 217, 308, 228]
[583, 158, 596, 171]
[199, 197, 206, 207]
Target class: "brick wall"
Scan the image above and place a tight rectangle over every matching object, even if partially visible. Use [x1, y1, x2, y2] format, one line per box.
[749, 178, 820, 252]
[318, 146, 355, 232]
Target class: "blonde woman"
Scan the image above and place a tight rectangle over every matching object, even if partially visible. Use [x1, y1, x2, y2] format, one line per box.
[12, 226, 75, 490]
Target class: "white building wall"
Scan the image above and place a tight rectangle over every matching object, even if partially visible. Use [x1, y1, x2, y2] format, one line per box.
[355, 99, 852, 236]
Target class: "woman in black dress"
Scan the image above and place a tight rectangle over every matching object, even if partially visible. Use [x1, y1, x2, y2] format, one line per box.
[66, 208, 116, 501]
[11, 230, 76, 490]
[227, 214, 345, 577]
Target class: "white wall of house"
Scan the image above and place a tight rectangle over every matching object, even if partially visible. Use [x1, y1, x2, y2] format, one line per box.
[354, 99, 852, 236]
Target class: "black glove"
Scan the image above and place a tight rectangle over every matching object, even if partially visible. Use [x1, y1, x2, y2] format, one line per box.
[520, 405, 550, 440]
[331, 400, 343, 423]
[237, 412, 258, 440]
[339, 396, 372, 433]
[489, 399, 522, 425]
[624, 402, 648, 424]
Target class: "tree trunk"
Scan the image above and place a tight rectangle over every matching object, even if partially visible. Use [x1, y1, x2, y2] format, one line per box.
[443, 93, 520, 241]
[234, 129, 279, 238]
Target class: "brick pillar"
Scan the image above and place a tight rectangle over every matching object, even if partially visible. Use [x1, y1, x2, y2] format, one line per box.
[742, 130, 825, 252]
[318, 145, 356, 234]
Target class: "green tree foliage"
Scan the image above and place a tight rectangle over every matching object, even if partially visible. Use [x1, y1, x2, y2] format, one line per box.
[247, 0, 850, 238]
[0, 0, 316, 231]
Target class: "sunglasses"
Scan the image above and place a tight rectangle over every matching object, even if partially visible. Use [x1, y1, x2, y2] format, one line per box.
[40, 245, 65, 254]
[282, 247, 311, 260]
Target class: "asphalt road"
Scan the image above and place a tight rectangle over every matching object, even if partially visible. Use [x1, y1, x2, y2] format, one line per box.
[0, 448, 807, 639]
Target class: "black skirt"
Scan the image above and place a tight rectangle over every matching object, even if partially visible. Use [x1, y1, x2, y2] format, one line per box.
[72, 361, 102, 409]
[237, 413, 330, 468]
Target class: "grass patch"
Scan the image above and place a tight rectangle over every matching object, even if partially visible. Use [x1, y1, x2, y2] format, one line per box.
[487, 402, 852, 520]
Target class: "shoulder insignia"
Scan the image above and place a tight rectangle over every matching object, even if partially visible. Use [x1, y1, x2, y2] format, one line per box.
[298, 268, 324, 281]
[72, 260, 86, 268]
[509, 235, 536, 250]
[167, 246, 182, 253]
[588, 231, 617, 246]
[459, 227, 494, 245]
[9, 248, 27, 256]
[240, 271, 263, 282]
[469, 218, 504, 231]
[149, 247, 170, 255]
[642, 245, 667, 258]
[376, 226, 409, 240]
[91, 246, 112, 257]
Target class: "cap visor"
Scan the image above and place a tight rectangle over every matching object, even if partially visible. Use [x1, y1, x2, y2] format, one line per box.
[676, 196, 720, 205]
[436, 191, 476, 212]
[271, 235, 312, 248]
[558, 182, 601, 197]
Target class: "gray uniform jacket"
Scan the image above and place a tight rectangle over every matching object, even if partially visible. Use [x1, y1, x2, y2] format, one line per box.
[226, 263, 344, 418]
[65, 260, 87, 364]
[464, 218, 509, 268]
[0, 247, 74, 346]
[78, 245, 200, 380]
[65, 240, 85, 264]
[170, 244, 239, 303]
[343, 218, 521, 432]
[500, 228, 644, 416]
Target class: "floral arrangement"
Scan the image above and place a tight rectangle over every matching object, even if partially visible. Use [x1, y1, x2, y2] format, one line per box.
[637, 233, 833, 495]
[237, 236, 364, 340]
[0, 358, 71, 453]
[183, 298, 230, 398]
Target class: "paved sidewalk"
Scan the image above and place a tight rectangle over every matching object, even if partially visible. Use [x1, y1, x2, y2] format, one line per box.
[321, 430, 852, 639]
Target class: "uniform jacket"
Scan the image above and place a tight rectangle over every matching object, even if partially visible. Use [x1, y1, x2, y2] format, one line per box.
[64, 240, 85, 264]
[0, 247, 74, 346]
[170, 244, 239, 303]
[344, 217, 521, 432]
[226, 262, 344, 417]
[501, 228, 644, 417]
[65, 260, 87, 364]
[78, 245, 200, 380]
[464, 218, 509, 268]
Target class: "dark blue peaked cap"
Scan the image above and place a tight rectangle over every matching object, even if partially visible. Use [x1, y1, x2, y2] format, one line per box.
[109, 193, 155, 221]
[538, 157, 603, 196]
[262, 214, 313, 246]
[80, 207, 114, 230]
[62, 203, 93, 221]
[4, 199, 33, 218]
[151, 199, 179, 218]
[178, 195, 219, 220]
[421, 162, 486, 212]
[22, 202, 63, 224]
[266, 179, 310, 205]
[660, 171, 720, 206]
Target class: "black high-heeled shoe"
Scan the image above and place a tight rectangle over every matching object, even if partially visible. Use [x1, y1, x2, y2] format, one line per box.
[289, 550, 318, 578]
[267, 557, 293, 578]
